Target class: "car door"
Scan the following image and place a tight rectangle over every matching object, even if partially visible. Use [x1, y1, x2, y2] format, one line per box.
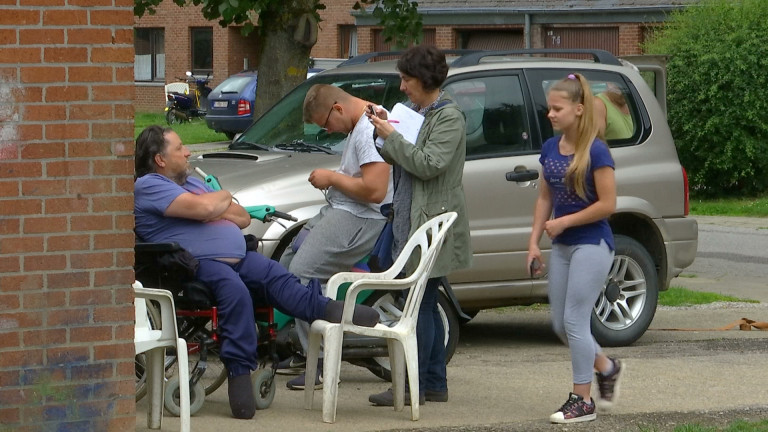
[443, 71, 542, 293]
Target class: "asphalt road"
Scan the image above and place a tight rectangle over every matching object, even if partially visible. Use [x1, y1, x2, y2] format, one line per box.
[136, 216, 768, 431]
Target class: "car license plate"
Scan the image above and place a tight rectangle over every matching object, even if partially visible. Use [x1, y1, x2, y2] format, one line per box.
[213, 101, 228, 108]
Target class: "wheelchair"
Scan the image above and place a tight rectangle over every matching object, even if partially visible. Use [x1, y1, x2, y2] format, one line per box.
[134, 237, 279, 415]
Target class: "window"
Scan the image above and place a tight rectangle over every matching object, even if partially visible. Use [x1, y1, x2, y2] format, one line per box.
[444, 74, 531, 158]
[339, 25, 357, 59]
[134, 28, 164, 81]
[191, 27, 213, 75]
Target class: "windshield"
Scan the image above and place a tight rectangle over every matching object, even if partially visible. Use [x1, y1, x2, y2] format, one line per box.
[232, 73, 405, 154]
[215, 75, 256, 94]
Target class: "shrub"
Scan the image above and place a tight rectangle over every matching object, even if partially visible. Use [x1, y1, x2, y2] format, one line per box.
[644, 0, 768, 197]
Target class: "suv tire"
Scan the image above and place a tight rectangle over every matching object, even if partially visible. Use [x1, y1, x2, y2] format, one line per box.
[592, 234, 659, 347]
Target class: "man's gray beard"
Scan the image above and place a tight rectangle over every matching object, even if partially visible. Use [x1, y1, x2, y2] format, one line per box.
[170, 169, 190, 185]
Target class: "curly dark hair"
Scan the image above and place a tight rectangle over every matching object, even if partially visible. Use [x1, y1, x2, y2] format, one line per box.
[396, 45, 448, 92]
[135, 125, 173, 179]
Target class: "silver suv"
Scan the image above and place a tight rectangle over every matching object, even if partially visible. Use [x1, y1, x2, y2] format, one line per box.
[190, 49, 697, 369]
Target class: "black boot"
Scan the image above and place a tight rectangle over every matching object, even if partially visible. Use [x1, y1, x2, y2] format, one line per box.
[227, 373, 255, 419]
[324, 300, 379, 327]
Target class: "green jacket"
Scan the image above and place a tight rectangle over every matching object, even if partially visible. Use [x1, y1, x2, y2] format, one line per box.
[381, 95, 472, 277]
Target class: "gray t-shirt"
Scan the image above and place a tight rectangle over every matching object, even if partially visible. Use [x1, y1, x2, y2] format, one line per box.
[325, 113, 393, 218]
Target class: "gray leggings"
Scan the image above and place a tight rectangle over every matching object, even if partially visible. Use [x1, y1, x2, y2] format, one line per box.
[548, 240, 613, 384]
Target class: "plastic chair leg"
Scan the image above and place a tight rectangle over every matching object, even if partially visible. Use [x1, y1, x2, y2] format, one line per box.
[388, 339, 406, 412]
[321, 326, 344, 424]
[403, 335, 420, 421]
[147, 348, 166, 429]
[176, 338, 190, 432]
[304, 331, 322, 410]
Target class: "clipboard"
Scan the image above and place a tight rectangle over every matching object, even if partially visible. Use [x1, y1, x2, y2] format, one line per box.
[375, 103, 424, 147]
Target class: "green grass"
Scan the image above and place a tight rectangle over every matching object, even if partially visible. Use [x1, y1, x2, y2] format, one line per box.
[135, 111, 227, 144]
[658, 286, 757, 307]
[639, 419, 768, 431]
[690, 196, 768, 217]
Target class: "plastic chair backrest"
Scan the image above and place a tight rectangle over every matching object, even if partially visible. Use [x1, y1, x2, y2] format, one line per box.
[165, 82, 189, 101]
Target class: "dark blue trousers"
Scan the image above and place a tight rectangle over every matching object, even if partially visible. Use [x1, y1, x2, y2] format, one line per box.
[416, 277, 448, 393]
[196, 251, 330, 377]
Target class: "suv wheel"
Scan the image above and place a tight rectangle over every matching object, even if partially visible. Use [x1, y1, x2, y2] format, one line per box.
[359, 286, 459, 382]
[591, 234, 659, 347]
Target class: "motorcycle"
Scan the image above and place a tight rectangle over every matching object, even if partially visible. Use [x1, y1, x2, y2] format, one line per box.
[165, 71, 212, 125]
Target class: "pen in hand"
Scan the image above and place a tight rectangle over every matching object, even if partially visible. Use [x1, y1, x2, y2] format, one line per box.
[387, 120, 400, 124]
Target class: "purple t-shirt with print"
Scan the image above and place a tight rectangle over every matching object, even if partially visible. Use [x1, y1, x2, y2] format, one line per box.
[134, 174, 246, 260]
[539, 136, 615, 250]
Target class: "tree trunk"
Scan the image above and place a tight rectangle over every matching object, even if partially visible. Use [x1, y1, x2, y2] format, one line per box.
[253, 11, 314, 119]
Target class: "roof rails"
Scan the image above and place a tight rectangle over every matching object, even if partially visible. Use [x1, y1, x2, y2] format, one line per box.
[450, 49, 622, 68]
[337, 49, 482, 67]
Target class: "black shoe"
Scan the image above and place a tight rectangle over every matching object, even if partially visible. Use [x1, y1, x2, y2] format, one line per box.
[596, 357, 624, 412]
[549, 392, 596, 424]
[425, 389, 448, 402]
[275, 354, 306, 375]
[324, 300, 380, 327]
[286, 359, 323, 390]
[368, 388, 425, 406]
[227, 373, 255, 419]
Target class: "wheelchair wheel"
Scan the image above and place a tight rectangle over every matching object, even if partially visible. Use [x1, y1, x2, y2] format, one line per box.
[167, 326, 228, 396]
[164, 376, 206, 416]
[252, 368, 276, 410]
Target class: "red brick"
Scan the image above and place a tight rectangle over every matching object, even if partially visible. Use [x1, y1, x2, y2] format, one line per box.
[93, 159, 133, 176]
[0, 311, 42, 328]
[47, 345, 90, 363]
[0, 293, 20, 310]
[92, 85, 133, 102]
[68, 141, 112, 158]
[67, 28, 112, 45]
[20, 66, 65, 83]
[20, 142, 65, 159]
[0, 349, 43, 368]
[45, 85, 88, 102]
[115, 66, 134, 83]
[0, 162, 42, 179]
[42, 9, 87, 26]
[94, 269, 133, 287]
[115, 177, 133, 194]
[94, 232, 133, 250]
[93, 122, 133, 139]
[71, 251, 114, 269]
[17, 124, 43, 141]
[111, 141, 134, 158]
[0, 142, 19, 160]
[69, 104, 113, 121]
[23, 254, 66, 271]
[115, 214, 134, 230]
[0, 180, 19, 197]
[0, 332, 20, 349]
[71, 325, 113, 343]
[46, 160, 89, 177]
[21, 0, 66, 5]
[48, 308, 90, 326]
[46, 234, 89, 252]
[94, 342, 133, 360]
[12, 84, 41, 104]
[0, 236, 44, 254]
[0, 218, 20, 235]
[0, 274, 43, 292]
[71, 214, 112, 230]
[0, 199, 41, 216]
[69, 66, 112, 83]
[0, 29, 15, 44]
[91, 46, 134, 63]
[114, 323, 133, 340]
[0, 9, 40, 25]
[47, 271, 90, 290]
[44, 122, 89, 140]
[19, 29, 64, 46]
[90, 9, 134, 26]
[68, 178, 114, 196]
[22, 291, 65, 308]
[115, 250, 134, 268]
[70, 288, 113, 306]
[21, 179, 67, 196]
[1, 47, 41, 64]
[45, 197, 88, 214]
[93, 306, 133, 324]
[22, 328, 66, 346]
[44, 47, 87, 63]
[113, 103, 134, 121]
[113, 29, 133, 45]
[22, 216, 67, 234]
[0, 407, 20, 424]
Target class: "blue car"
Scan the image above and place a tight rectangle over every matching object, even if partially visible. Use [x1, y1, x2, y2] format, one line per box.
[205, 71, 259, 140]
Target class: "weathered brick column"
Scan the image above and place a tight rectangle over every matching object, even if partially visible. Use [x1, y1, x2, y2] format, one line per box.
[0, 2, 136, 431]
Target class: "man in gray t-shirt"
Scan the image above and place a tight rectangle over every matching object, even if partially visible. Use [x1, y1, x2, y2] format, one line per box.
[279, 84, 393, 390]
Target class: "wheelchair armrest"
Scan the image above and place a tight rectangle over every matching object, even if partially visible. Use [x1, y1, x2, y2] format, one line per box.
[135, 242, 184, 254]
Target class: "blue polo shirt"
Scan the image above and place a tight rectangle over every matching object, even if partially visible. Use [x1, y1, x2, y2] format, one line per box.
[539, 136, 615, 250]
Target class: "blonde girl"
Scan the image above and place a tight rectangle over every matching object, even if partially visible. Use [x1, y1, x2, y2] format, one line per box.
[528, 73, 623, 424]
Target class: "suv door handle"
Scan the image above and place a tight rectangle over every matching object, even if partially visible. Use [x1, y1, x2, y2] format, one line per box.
[505, 169, 539, 182]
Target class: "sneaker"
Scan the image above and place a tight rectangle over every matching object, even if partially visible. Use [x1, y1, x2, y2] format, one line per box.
[368, 388, 426, 406]
[549, 392, 596, 424]
[275, 354, 306, 375]
[286, 359, 322, 390]
[596, 357, 624, 412]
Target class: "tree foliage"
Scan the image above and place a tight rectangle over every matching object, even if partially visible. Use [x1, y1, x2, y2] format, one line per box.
[644, 0, 768, 197]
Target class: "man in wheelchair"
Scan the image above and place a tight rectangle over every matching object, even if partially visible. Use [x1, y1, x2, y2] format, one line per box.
[134, 126, 380, 419]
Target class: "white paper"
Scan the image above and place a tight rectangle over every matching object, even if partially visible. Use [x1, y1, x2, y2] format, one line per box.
[375, 103, 424, 147]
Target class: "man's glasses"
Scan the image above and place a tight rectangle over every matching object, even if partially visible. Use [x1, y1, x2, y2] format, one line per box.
[322, 101, 337, 130]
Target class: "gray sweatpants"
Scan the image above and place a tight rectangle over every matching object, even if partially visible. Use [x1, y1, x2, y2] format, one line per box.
[279, 205, 386, 356]
[547, 240, 613, 384]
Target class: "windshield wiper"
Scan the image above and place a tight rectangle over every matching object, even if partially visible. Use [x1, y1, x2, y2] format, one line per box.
[228, 140, 271, 151]
[274, 140, 335, 155]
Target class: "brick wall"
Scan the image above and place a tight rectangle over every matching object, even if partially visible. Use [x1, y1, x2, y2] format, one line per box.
[0, 2, 136, 431]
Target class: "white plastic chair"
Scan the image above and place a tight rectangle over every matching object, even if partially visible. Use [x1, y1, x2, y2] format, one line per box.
[164, 82, 189, 102]
[134, 281, 191, 432]
[304, 212, 458, 423]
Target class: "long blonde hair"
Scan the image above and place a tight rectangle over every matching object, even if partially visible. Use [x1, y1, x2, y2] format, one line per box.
[549, 73, 599, 200]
